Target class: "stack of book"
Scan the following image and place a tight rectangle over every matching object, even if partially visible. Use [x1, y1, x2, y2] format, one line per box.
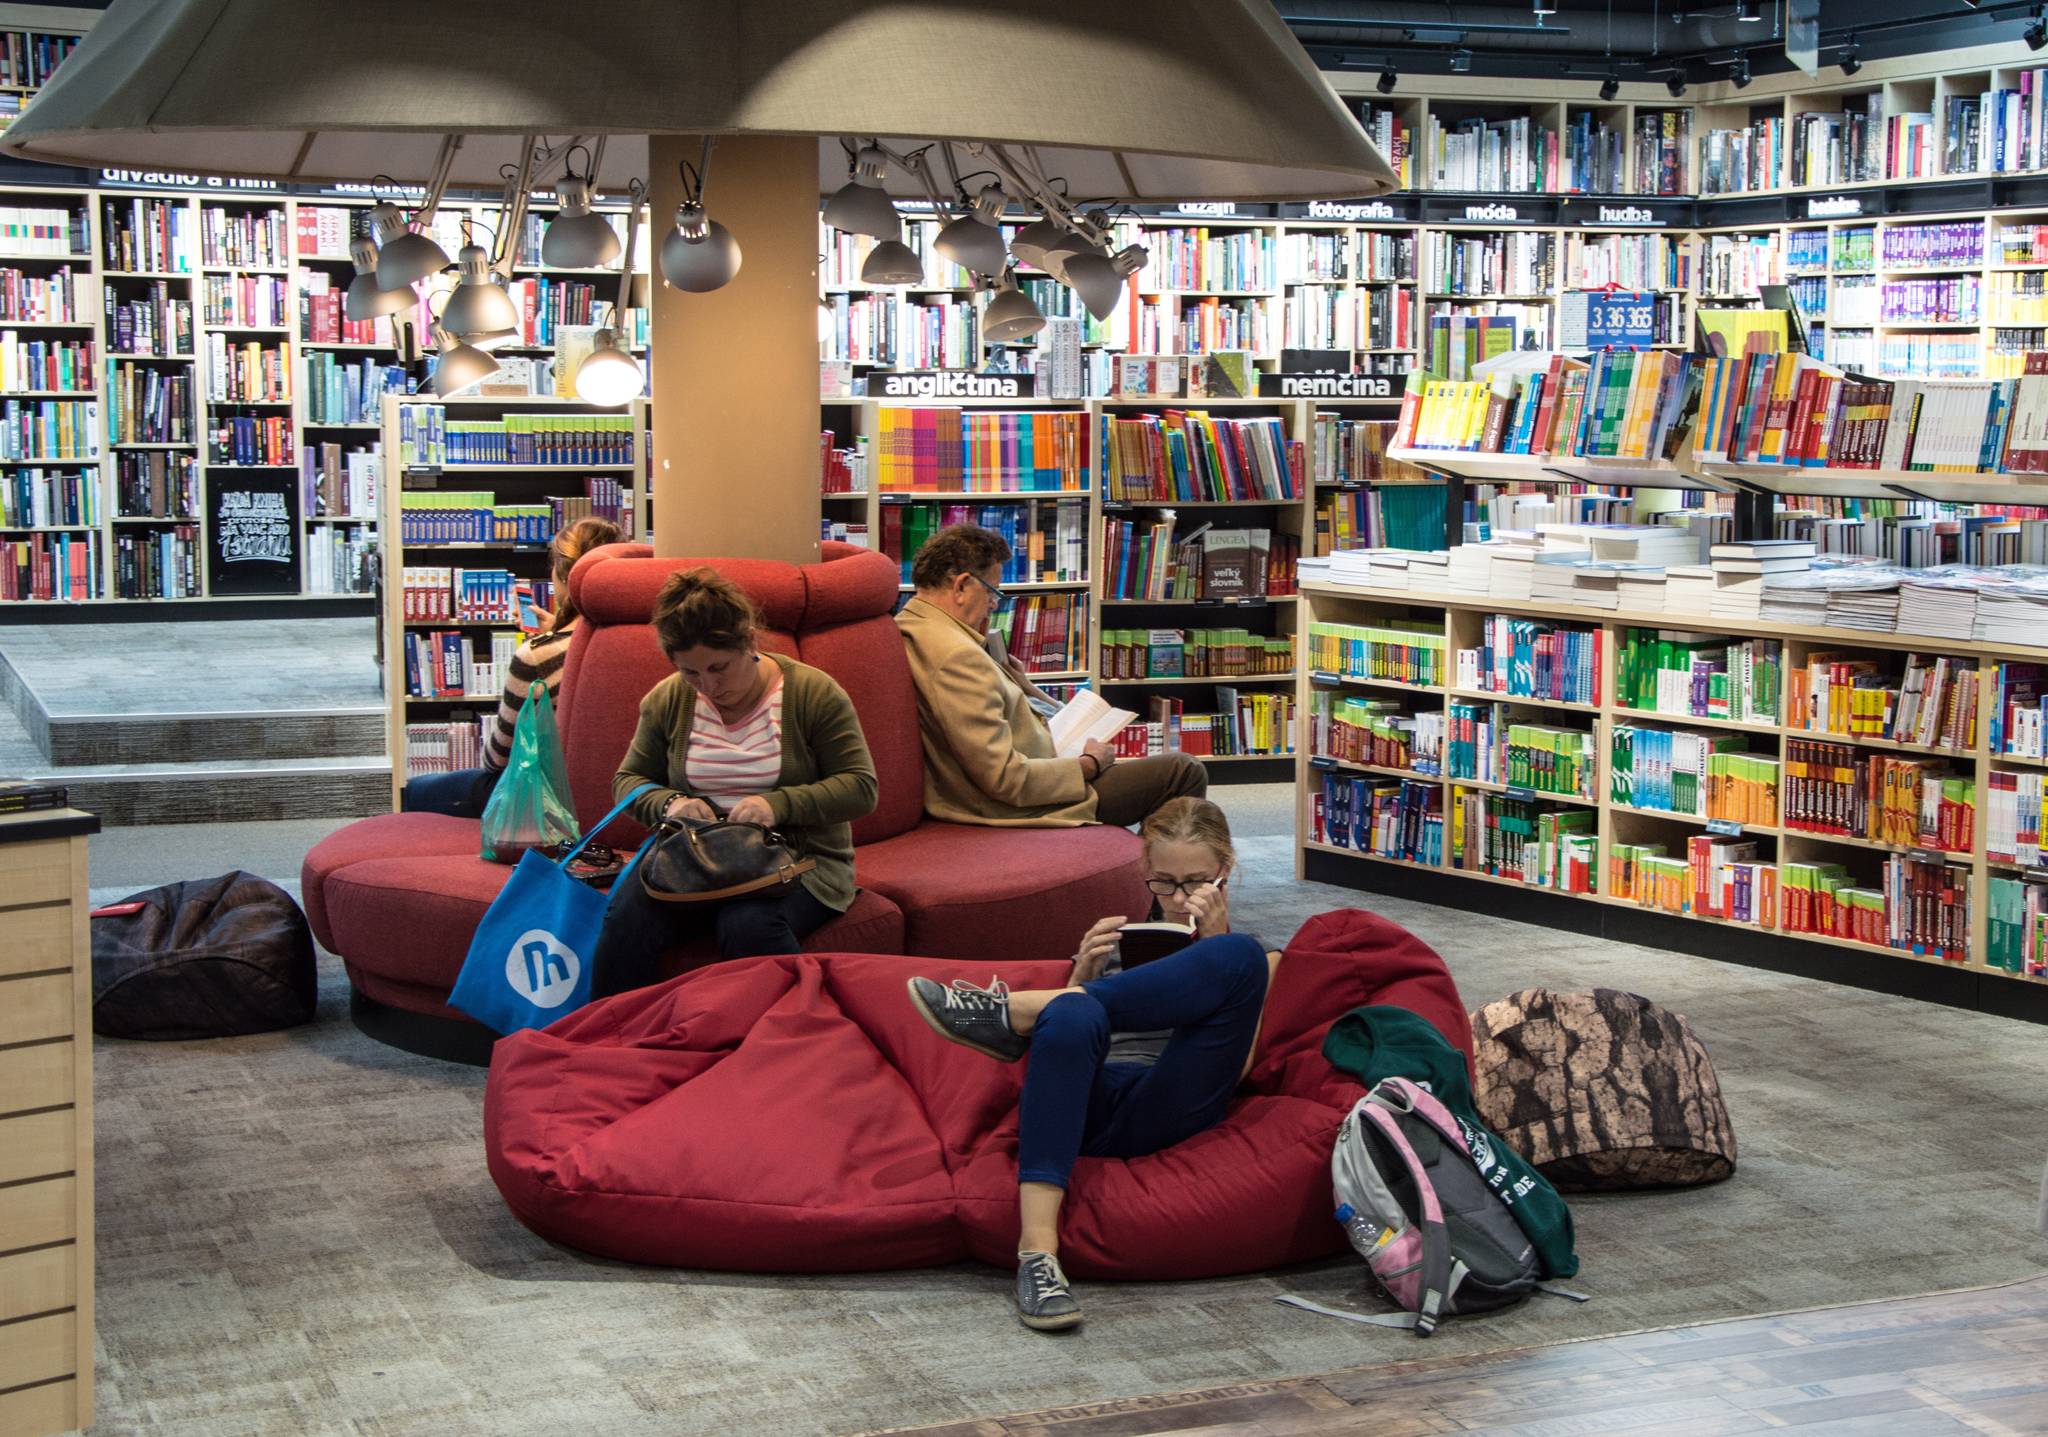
[1710, 539, 1816, 620]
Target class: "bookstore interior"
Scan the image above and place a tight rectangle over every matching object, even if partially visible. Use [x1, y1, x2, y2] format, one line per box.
[5, 1, 2048, 1434]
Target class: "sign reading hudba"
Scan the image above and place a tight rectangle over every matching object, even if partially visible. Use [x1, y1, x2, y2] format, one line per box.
[873, 371, 1036, 399]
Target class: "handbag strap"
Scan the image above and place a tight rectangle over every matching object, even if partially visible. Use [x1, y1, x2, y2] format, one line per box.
[557, 782, 659, 870]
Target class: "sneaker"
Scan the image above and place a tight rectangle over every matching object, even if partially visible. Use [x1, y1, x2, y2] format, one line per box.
[1015, 1250, 1082, 1331]
[906, 975, 1027, 1062]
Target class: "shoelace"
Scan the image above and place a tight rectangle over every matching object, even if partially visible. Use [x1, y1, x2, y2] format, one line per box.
[1022, 1251, 1070, 1302]
[942, 976, 1010, 1013]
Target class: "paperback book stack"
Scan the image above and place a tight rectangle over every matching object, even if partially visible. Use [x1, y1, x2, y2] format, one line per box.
[1711, 539, 1815, 620]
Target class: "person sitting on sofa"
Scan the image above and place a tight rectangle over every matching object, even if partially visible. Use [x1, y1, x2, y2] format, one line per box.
[904, 797, 1277, 1331]
[896, 523, 1206, 828]
[401, 515, 621, 818]
[590, 567, 879, 996]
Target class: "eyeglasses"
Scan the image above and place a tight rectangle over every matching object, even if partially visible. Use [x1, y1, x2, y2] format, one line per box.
[1144, 875, 1228, 898]
[967, 571, 1005, 603]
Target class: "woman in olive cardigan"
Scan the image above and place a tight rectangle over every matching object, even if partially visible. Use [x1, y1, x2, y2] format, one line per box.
[590, 568, 878, 997]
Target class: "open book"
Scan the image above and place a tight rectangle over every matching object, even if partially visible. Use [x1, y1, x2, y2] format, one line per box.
[1045, 690, 1137, 758]
[1117, 919, 1197, 967]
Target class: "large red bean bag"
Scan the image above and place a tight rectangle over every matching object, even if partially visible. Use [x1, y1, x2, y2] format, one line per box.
[483, 908, 1470, 1280]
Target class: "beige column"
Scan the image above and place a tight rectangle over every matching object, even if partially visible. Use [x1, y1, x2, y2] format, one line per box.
[648, 134, 820, 564]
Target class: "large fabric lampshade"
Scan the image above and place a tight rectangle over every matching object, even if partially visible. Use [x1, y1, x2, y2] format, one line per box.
[1, 1, 1396, 203]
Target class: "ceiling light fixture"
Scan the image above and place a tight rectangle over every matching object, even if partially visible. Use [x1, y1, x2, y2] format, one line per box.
[440, 231, 520, 349]
[822, 143, 902, 240]
[426, 290, 498, 398]
[1377, 64, 1398, 94]
[1007, 212, 1066, 272]
[1666, 70, 1687, 97]
[934, 180, 1011, 277]
[372, 135, 462, 290]
[981, 270, 1046, 342]
[574, 178, 649, 406]
[343, 232, 414, 323]
[1730, 51, 1752, 88]
[1532, 0, 1557, 16]
[860, 236, 926, 285]
[1599, 72, 1620, 101]
[1736, 0, 1762, 21]
[1062, 241, 1146, 321]
[2029, 9, 2047, 50]
[541, 140, 622, 269]
[1839, 39, 1862, 75]
[1450, 48, 1472, 73]
[658, 139, 743, 292]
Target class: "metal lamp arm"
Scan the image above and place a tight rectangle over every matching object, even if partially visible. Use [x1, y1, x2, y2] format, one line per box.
[609, 178, 647, 339]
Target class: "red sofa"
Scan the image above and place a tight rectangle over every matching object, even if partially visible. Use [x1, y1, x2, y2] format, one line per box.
[303, 543, 1149, 1061]
[485, 909, 1473, 1278]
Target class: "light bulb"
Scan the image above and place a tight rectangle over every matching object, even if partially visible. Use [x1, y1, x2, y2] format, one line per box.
[575, 331, 643, 406]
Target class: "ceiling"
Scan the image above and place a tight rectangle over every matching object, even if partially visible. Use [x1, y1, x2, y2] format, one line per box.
[1276, 1, 2047, 89]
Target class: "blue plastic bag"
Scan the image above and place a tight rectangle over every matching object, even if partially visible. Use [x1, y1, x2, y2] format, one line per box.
[449, 783, 656, 1034]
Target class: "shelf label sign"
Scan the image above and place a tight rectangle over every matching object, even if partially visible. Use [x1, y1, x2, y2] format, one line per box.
[1806, 195, 1865, 218]
[101, 168, 280, 192]
[1295, 200, 1407, 222]
[1462, 203, 1524, 223]
[871, 370, 1035, 400]
[1259, 372, 1396, 399]
[1592, 204, 1667, 227]
[1559, 290, 1659, 349]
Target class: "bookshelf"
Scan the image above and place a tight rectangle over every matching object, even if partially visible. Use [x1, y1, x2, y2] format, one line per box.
[1294, 577, 2048, 997]
[377, 392, 647, 805]
[2, 177, 648, 607]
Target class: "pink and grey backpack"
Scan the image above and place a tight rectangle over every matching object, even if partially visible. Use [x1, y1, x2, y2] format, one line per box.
[1280, 1076, 1579, 1335]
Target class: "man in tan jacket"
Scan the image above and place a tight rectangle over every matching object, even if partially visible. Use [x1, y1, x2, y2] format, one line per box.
[896, 524, 1206, 827]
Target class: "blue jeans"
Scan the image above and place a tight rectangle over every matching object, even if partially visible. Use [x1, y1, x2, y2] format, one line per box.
[1016, 932, 1269, 1189]
[589, 875, 837, 998]
[400, 766, 500, 818]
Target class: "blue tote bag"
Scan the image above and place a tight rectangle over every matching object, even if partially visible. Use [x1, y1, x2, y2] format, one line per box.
[449, 783, 657, 1035]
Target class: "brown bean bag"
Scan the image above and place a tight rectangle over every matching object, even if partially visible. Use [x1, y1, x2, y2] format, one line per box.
[1468, 987, 1735, 1191]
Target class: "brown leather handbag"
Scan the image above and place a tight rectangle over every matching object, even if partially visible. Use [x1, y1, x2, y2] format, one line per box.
[639, 814, 816, 904]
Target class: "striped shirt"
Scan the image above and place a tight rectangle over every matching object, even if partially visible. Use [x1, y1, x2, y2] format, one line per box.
[484, 625, 576, 770]
[686, 667, 785, 811]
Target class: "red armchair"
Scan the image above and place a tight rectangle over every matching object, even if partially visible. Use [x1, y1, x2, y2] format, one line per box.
[303, 543, 1149, 1061]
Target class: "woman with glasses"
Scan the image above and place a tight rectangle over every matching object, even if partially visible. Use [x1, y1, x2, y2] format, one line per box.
[903, 797, 1280, 1331]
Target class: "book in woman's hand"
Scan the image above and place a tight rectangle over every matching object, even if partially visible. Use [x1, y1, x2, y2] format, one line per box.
[1117, 918, 1197, 967]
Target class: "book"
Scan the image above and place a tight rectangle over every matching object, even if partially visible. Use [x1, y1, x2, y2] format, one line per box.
[1116, 918, 1198, 967]
[0, 776, 66, 814]
[1045, 691, 1139, 758]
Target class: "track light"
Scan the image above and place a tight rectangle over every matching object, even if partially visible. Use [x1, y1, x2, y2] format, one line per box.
[441, 241, 519, 349]
[982, 272, 1046, 343]
[1736, 0, 1761, 21]
[1377, 64, 1398, 94]
[343, 234, 414, 323]
[2029, 13, 2047, 51]
[1450, 48, 1472, 74]
[1839, 40, 1862, 76]
[1062, 243, 1147, 321]
[369, 199, 451, 291]
[573, 328, 642, 406]
[657, 143, 742, 293]
[542, 165, 622, 270]
[1008, 214, 1066, 272]
[1599, 73, 1620, 101]
[934, 182, 1010, 277]
[823, 144, 901, 240]
[1730, 52, 1752, 88]
[1532, 0, 1556, 15]
[1666, 70, 1687, 97]
[860, 238, 925, 285]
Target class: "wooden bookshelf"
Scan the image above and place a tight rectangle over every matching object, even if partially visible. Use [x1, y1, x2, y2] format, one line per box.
[1294, 576, 2048, 988]
[377, 392, 647, 805]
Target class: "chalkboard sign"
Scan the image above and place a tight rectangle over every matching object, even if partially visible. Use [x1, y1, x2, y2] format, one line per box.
[205, 471, 301, 596]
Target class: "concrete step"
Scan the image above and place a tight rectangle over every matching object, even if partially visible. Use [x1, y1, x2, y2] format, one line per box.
[37, 704, 387, 767]
[28, 754, 391, 827]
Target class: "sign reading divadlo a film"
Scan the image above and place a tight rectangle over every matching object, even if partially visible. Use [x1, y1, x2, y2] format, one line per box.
[205, 471, 301, 596]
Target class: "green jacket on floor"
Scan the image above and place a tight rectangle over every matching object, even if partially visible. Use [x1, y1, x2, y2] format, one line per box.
[1323, 1005, 1580, 1280]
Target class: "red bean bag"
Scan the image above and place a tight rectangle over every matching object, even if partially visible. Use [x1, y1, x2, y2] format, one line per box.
[483, 908, 1470, 1280]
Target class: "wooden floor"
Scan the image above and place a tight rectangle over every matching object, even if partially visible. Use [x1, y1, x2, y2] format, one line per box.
[869, 1277, 2048, 1437]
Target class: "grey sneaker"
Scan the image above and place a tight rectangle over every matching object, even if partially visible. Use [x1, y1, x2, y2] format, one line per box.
[906, 975, 1027, 1062]
[1015, 1250, 1082, 1330]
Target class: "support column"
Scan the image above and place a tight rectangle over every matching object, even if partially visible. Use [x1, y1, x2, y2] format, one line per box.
[649, 134, 820, 564]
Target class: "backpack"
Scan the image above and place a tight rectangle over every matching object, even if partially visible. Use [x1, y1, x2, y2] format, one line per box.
[1279, 1077, 1582, 1335]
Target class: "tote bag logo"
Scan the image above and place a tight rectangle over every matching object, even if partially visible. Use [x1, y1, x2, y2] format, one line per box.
[506, 929, 582, 1008]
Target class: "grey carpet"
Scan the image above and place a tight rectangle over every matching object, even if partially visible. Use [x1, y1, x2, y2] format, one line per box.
[78, 789, 2048, 1436]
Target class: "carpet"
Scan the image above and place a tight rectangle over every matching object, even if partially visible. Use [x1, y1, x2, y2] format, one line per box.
[78, 794, 2048, 1435]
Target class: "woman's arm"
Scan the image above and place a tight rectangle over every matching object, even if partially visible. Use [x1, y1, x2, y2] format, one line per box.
[613, 682, 684, 829]
[762, 674, 879, 829]
[482, 634, 557, 770]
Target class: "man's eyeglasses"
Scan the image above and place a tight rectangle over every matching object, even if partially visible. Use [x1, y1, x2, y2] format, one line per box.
[967, 571, 1005, 603]
[1144, 875, 1228, 898]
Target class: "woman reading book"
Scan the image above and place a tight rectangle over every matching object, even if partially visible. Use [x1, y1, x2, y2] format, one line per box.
[903, 797, 1281, 1332]
[400, 515, 620, 818]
